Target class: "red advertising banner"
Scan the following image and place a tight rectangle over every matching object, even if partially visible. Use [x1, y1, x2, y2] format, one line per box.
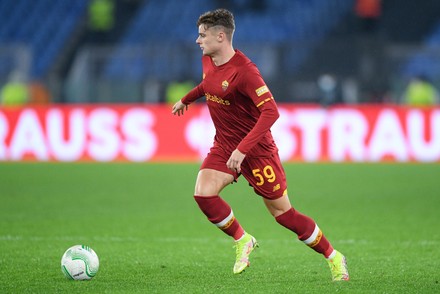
[0, 104, 439, 162]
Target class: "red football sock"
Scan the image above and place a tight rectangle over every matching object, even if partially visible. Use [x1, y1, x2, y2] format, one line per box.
[275, 208, 334, 258]
[194, 195, 245, 240]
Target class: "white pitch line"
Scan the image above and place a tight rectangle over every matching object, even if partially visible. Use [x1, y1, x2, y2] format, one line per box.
[0, 235, 141, 242]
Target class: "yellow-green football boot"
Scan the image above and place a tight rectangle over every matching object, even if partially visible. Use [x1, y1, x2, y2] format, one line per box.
[233, 233, 258, 274]
[327, 250, 349, 281]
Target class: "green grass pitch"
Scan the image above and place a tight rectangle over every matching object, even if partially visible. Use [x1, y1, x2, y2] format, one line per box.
[1, 162, 439, 293]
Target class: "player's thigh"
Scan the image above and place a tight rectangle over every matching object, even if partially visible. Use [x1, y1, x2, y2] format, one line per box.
[241, 153, 288, 200]
[195, 146, 237, 196]
[195, 168, 234, 196]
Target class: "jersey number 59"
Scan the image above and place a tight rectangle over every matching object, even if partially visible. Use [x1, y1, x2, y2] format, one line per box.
[252, 165, 276, 186]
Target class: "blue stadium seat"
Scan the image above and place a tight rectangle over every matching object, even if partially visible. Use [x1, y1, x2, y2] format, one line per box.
[0, 0, 87, 79]
[402, 21, 440, 80]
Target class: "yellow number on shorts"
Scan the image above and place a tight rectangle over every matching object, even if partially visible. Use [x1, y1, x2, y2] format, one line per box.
[263, 165, 276, 183]
[252, 169, 264, 186]
[252, 165, 276, 186]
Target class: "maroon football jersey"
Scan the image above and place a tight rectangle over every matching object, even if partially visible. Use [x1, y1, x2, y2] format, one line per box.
[182, 50, 280, 157]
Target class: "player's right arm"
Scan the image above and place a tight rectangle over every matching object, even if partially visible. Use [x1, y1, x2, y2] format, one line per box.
[171, 83, 204, 116]
[172, 100, 188, 116]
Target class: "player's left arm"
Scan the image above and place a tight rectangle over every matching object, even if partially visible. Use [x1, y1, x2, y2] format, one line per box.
[236, 71, 280, 154]
[227, 70, 279, 173]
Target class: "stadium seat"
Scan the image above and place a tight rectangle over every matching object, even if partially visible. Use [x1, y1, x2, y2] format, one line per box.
[0, 0, 87, 79]
[402, 21, 440, 80]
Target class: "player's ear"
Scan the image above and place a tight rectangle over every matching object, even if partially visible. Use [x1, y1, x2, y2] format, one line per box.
[217, 31, 225, 42]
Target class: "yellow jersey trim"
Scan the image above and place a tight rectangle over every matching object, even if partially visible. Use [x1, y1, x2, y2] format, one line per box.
[256, 97, 274, 107]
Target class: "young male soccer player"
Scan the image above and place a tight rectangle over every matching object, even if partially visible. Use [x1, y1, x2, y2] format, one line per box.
[171, 8, 349, 281]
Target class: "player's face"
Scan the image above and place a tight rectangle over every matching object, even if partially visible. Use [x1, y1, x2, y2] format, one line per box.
[196, 25, 221, 56]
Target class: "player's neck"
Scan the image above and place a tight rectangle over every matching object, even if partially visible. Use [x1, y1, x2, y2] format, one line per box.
[211, 46, 235, 66]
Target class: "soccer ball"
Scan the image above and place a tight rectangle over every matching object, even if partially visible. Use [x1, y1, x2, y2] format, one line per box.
[61, 245, 99, 280]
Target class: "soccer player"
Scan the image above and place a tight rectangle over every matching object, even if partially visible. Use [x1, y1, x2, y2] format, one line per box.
[172, 8, 349, 281]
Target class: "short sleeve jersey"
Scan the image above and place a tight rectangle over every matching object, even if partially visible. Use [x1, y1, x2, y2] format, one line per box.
[182, 50, 279, 157]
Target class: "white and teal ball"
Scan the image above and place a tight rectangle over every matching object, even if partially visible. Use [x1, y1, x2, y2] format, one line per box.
[61, 245, 99, 280]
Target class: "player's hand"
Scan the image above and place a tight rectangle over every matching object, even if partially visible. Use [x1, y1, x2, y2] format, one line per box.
[172, 100, 188, 116]
[227, 149, 246, 173]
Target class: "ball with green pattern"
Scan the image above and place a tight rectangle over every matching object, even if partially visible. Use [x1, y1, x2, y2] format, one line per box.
[61, 245, 99, 280]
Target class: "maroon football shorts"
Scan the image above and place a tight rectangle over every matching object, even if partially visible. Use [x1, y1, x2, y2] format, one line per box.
[200, 145, 288, 199]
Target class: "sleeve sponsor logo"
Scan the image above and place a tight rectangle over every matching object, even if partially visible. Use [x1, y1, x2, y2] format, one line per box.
[255, 85, 269, 97]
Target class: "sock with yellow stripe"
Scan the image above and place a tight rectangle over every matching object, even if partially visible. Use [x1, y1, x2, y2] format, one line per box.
[194, 195, 245, 240]
[275, 208, 334, 258]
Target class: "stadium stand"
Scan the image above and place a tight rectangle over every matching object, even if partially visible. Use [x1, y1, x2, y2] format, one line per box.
[0, 0, 87, 79]
[1, 0, 439, 103]
[402, 22, 440, 80]
[104, 0, 355, 82]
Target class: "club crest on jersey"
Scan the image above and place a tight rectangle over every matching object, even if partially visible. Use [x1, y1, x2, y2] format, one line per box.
[221, 80, 229, 91]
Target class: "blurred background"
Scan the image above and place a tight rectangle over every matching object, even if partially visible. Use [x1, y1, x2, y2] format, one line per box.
[1, 0, 440, 106]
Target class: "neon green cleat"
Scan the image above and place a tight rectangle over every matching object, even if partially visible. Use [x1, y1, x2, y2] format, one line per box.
[233, 233, 258, 274]
[327, 250, 349, 281]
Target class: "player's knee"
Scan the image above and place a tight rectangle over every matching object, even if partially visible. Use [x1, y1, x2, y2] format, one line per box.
[270, 206, 291, 218]
[264, 195, 292, 217]
[194, 188, 216, 196]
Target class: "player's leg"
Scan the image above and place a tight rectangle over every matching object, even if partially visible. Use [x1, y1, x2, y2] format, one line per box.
[263, 195, 349, 281]
[193, 168, 258, 274]
[242, 154, 349, 280]
[263, 195, 334, 257]
[193, 168, 245, 240]
[194, 145, 259, 274]
[242, 153, 335, 257]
